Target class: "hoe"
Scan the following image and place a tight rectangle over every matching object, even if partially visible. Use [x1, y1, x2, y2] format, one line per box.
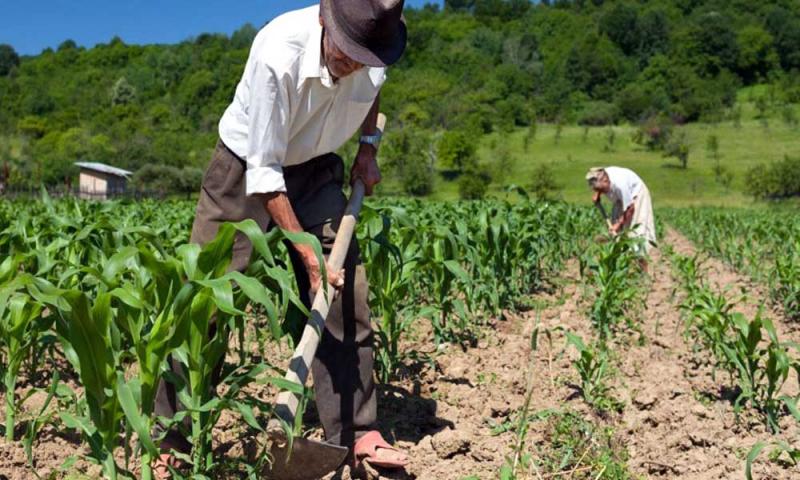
[264, 114, 387, 480]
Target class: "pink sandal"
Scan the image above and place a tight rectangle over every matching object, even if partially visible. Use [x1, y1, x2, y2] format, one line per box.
[354, 431, 409, 469]
[153, 452, 185, 480]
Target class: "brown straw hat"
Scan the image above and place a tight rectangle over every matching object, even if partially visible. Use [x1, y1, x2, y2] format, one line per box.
[319, 0, 407, 67]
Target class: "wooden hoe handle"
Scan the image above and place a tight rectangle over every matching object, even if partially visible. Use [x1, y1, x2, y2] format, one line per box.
[268, 114, 386, 435]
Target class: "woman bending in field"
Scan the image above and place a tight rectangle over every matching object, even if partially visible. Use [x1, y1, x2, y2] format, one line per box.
[586, 166, 657, 263]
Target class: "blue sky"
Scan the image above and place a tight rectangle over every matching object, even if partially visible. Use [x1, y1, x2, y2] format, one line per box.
[2, 0, 441, 56]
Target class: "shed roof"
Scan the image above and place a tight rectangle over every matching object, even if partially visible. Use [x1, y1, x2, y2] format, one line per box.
[75, 162, 133, 178]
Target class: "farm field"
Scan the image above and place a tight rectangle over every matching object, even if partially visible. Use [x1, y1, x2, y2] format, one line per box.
[0, 197, 799, 480]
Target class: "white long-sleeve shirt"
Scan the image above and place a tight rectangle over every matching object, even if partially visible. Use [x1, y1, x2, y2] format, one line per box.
[218, 5, 386, 196]
[604, 166, 644, 210]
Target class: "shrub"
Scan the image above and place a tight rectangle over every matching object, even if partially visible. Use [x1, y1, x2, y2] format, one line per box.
[458, 167, 491, 200]
[746, 155, 800, 199]
[529, 163, 561, 201]
[437, 129, 477, 172]
[131, 164, 202, 195]
[382, 126, 434, 196]
[576, 101, 619, 126]
[663, 129, 690, 169]
[632, 115, 673, 151]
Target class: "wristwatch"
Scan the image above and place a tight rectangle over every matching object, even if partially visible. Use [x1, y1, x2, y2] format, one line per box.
[359, 130, 382, 148]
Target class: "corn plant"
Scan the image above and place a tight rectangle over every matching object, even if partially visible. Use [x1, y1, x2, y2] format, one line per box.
[564, 331, 617, 411]
[680, 287, 734, 367]
[0, 194, 606, 477]
[746, 396, 800, 479]
[419, 226, 476, 345]
[774, 246, 800, 321]
[746, 440, 800, 480]
[674, 252, 800, 432]
[665, 207, 800, 321]
[722, 314, 800, 432]
[581, 234, 643, 340]
[0, 279, 48, 441]
[359, 206, 421, 381]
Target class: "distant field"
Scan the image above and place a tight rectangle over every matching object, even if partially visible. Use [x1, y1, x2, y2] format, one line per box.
[2, 89, 797, 209]
[429, 94, 800, 207]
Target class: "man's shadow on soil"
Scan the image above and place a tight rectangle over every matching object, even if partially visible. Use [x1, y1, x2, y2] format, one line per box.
[303, 360, 455, 447]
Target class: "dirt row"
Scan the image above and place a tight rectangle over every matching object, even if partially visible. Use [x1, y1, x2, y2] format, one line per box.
[1, 228, 799, 479]
[335, 228, 800, 479]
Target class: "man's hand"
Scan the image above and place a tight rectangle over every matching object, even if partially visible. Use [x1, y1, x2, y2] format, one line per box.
[303, 252, 345, 295]
[262, 192, 346, 295]
[350, 144, 381, 196]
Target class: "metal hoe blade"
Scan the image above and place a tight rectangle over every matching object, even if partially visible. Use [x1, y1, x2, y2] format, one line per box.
[265, 437, 348, 480]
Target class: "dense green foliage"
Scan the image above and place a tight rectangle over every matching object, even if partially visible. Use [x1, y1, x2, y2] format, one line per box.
[1, 1, 800, 193]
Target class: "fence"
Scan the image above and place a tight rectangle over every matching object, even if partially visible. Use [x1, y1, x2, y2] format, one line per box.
[0, 185, 196, 201]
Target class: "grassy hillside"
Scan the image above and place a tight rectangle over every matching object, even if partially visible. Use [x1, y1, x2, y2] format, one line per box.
[425, 91, 799, 206]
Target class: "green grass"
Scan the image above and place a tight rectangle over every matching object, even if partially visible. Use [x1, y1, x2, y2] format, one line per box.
[428, 98, 800, 207]
[519, 409, 632, 479]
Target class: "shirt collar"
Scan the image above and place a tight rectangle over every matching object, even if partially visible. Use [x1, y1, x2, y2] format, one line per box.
[300, 23, 336, 89]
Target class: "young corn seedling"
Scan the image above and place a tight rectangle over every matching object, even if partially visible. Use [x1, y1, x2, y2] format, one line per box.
[359, 207, 421, 381]
[774, 246, 800, 321]
[581, 234, 643, 341]
[564, 331, 618, 411]
[422, 227, 476, 346]
[0, 287, 47, 441]
[722, 314, 800, 432]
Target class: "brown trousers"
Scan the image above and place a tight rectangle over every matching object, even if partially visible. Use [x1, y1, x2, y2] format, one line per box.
[153, 140, 377, 450]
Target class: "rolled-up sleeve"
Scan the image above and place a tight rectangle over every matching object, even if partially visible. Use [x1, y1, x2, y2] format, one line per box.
[245, 60, 290, 196]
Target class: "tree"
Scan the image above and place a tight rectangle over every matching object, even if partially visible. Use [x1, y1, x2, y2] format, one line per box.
[231, 23, 258, 50]
[177, 70, 217, 117]
[491, 136, 516, 187]
[564, 32, 626, 100]
[58, 39, 78, 51]
[782, 104, 798, 129]
[706, 134, 720, 169]
[437, 130, 477, 172]
[529, 163, 561, 200]
[17, 116, 48, 139]
[765, 8, 800, 71]
[683, 12, 739, 76]
[458, 167, 490, 200]
[382, 126, 434, 196]
[131, 164, 202, 195]
[111, 77, 137, 106]
[736, 25, 779, 84]
[637, 8, 670, 63]
[746, 155, 800, 199]
[599, 3, 640, 56]
[445, 0, 474, 12]
[0, 44, 20, 76]
[523, 122, 537, 152]
[663, 129, 690, 169]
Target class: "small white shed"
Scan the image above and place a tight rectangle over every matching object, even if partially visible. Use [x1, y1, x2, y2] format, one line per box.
[75, 162, 132, 200]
